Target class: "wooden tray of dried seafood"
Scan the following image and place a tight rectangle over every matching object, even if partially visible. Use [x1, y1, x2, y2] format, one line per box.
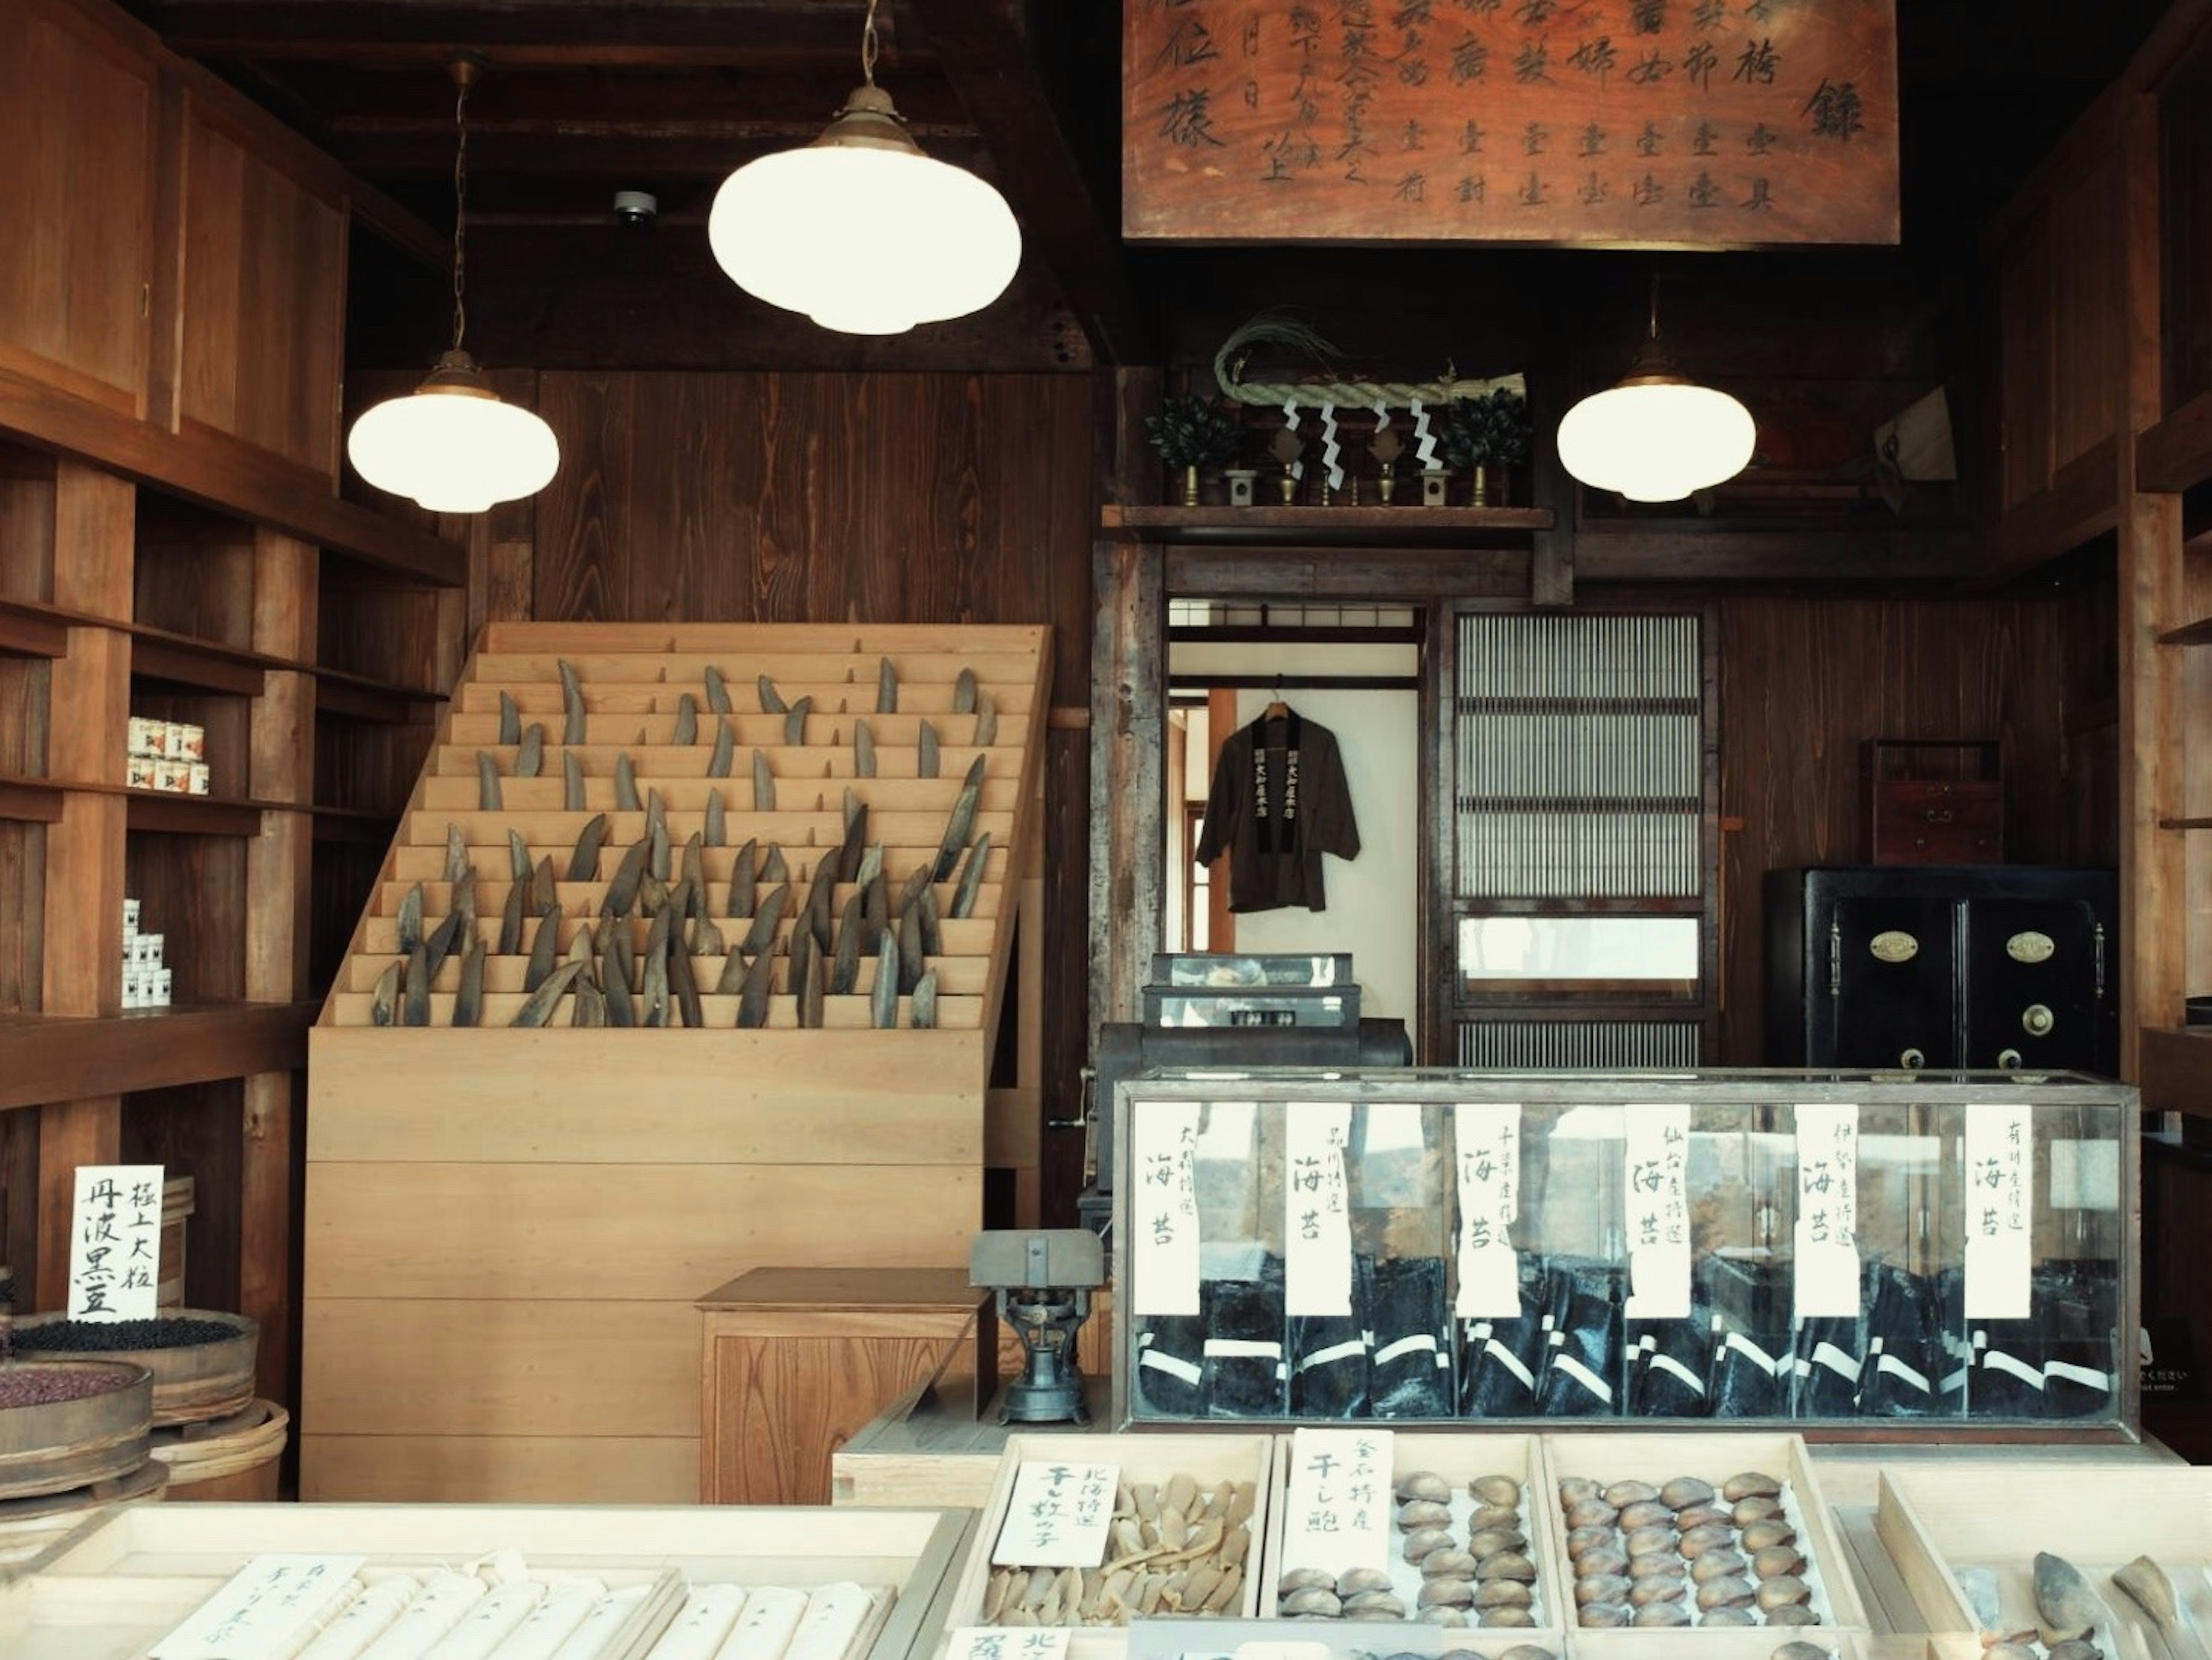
[1257, 1432, 1566, 1658]
[939, 1432, 1272, 1658]
[1875, 1465, 2212, 1660]
[0, 1501, 972, 1660]
[1540, 1435, 1868, 1636]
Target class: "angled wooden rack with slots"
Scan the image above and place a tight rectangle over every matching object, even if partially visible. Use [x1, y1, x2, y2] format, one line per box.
[302, 622, 1050, 1504]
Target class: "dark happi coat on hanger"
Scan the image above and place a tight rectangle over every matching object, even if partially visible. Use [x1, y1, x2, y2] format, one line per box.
[1196, 700, 1361, 913]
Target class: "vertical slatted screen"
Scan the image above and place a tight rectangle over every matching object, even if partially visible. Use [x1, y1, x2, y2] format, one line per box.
[1455, 614, 1702, 898]
[1457, 1020, 1702, 1068]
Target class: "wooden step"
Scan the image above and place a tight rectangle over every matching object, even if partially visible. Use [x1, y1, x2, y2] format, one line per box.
[325, 991, 979, 1028]
[415, 774, 1022, 815]
[404, 807, 1012, 850]
[467, 649, 1041, 687]
[341, 950, 988, 996]
[382, 837, 1007, 886]
[443, 712, 1008, 748]
[372, 878, 999, 923]
[358, 912, 996, 959]
[478, 620, 1047, 656]
[457, 675, 1036, 714]
[433, 742, 999, 782]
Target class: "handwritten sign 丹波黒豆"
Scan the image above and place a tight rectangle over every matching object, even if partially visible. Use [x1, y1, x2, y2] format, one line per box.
[1124, 0, 1898, 248]
[1281, 1427, 1396, 1576]
[992, 1461, 1122, 1568]
[1793, 1102, 1861, 1320]
[1623, 1103, 1691, 1322]
[67, 1163, 164, 1322]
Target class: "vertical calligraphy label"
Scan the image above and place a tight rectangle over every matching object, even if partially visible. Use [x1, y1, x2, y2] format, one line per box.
[68, 1162, 164, 1322]
[1285, 1103, 1354, 1318]
[1791, 1103, 1861, 1319]
[1131, 1101, 1203, 1317]
[947, 1632, 1071, 1660]
[1281, 1428, 1396, 1575]
[1623, 1104, 1692, 1322]
[1452, 1103, 1523, 1319]
[1964, 1102, 2033, 1320]
[151, 1555, 368, 1660]
[993, 1461, 1123, 1568]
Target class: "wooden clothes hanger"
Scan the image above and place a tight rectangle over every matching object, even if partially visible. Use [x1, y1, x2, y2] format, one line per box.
[1262, 673, 1289, 720]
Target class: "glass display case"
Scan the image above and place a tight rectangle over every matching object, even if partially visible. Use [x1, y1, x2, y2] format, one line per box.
[1113, 1068, 2137, 1437]
[1143, 953, 1361, 1029]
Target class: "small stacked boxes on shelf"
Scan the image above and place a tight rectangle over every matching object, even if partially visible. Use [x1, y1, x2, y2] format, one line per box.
[124, 717, 208, 796]
[120, 897, 171, 1009]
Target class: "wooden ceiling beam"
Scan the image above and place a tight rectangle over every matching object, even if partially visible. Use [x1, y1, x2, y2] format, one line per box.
[905, 0, 1152, 365]
[137, 1, 921, 67]
[326, 127, 993, 181]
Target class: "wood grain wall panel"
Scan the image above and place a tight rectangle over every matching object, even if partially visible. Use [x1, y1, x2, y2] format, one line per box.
[122, 1077, 242, 1312]
[1717, 596, 2091, 1063]
[2161, 31, 2212, 416]
[2052, 169, 2125, 472]
[1999, 233, 2056, 511]
[301, 1434, 697, 1505]
[125, 831, 247, 1004]
[0, 824, 46, 1015]
[0, 0, 157, 417]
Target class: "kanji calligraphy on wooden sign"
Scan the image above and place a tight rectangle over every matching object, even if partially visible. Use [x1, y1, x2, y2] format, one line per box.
[1622, 1103, 1691, 1321]
[1452, 1102, 1522, 1319]
[1124, 0, 1897, 247]
[1963, 1101, 2032, 1321]
[993, 1462, 1122, 1567]
[68, 1163, 164, 1322]
[1285, 1103, 1354, 1317]
[1131, 1101, 1203, 1317]
[1792, 1102, 1859, 1320]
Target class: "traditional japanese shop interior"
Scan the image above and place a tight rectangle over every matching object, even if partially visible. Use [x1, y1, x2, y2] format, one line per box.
[6, 0, 2212, 1653]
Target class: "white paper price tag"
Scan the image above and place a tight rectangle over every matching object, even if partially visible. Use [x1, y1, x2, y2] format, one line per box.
[948, 1631, 1071, 1660]
[151, 1554, 366, 1660]
[1131, 1102, 1203, 1317]
[1279, 1428, 1395, 1576]
[1623, 1104, 1692, 1321]
[992, 1461, 1121, 1568]
[1793, 1103, 1861, 1320]
[68, 1163, 164, 1322]
[1453, 1103, 1522, 1319]
[1964, 1101, 2033, 1320]
[1284, 1103, 1353, 1318]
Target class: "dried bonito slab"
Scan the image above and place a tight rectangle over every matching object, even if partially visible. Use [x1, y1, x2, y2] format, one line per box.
[980, 1474, 1260, 1627]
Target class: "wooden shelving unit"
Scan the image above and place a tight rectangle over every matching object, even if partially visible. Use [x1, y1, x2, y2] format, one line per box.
[302, 621, 1051, 1504]
[1100, 502, 1553, 546]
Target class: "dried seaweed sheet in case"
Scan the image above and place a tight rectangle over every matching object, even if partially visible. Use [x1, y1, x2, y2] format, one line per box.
[1624, 1299, 1715, 1417]
[1367, 1253, 1453, 1417]
[1791, 1301, 1868, 1419]
[1969, 1259, 2118, 1420]
[1202, 1258, 1287, 1417]
[1855, 1258, 1946, 1418]
[1458, 1256, 1556, 1417]
[1703, 1254, 1793, 1419]
[1536, 1258, 1624, 1417]
[1289, 1253, 1370, 1419]
[1132, 1314, 1207, 1416]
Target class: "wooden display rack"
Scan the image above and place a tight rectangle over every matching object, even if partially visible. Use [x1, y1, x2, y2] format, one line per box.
[302, 622, 1050, 1503]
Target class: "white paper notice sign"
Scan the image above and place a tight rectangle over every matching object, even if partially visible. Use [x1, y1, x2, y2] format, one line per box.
[1131, 1101, 1202, 1317]
[151, 1554, 366, 1660]
[1964, 1101, 2033, 1320]
[1285, 1103, 1354, 1317]
[992, 1461, 1121, 1567]
[1793, 1103, 1861, 1320]
[1280, 1428, 1396, 1576]
[1452, 1103, 1522, 1319]
[1623, 1104, 1692, 1322]
[68, 1163, 164, 1321]
[948, 1630, 1071, 1660]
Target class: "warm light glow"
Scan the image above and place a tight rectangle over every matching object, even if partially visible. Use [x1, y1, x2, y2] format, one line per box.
[1556, 378, 1757, 502]
[709, 144, 1021, 334]
[347, 383, 561, 515]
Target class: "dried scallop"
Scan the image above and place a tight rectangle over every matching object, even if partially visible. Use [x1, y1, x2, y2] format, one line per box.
[1559, 1476, 1603, 1505]
[1337, 1568, 1393, 1597]
[1397, 1499, 1453, 1530]
[1767, 1605, 1823, 1628]
[1280, 1587, 1343, 1618]
[1471, 1503, 1524, 1532]
[1698, 1575, 1758, 1610]
[1753, 1545, 1807, 1579]
[1734, 1496, 1786, 1527]
[1579, 1602, 1632, 1629]
[1634, 1602, 1694, 1628]
[1630, 1555, 1687, 1580]
[1416, 1606, 1470, 1629]
[1578, 1547, 1630, 1578]
[1774, 1644, 1832, 1660]
[1620, 1500, 1674, 1532]
[1661, 1477, 1717, 1510]
[1565, 1500, 1619, 1530]
[1403, 1527, 1457, 1563]
[1480, 1609, 1537, 1628]
[1420, 1579, 1477, 1609]
[1741, 1519, 1799, 1552]
[1676, 1503, 1733, 1532]
[1278, 1569, 1336, 1596]
[1605, 1480, 1661, 1507]
[1692, 1550, 1751, 1584]
[1625, 1525, 1677, 1558]
[1423, 1550, 1480, 1580]
[1472, 1474, 1524, 1508]
[1725, 1471, 1784, 1502]
[1680, 1523, 1737, 1559]
[1628, 1578, 1688, 1608]
[1397, 1471, 1454, 1504]
[1566, 1525, 1616, 1559]
[1702, 1607, 1759, 1627]
[1756, 1576, 1812, 1613]
[1474, 1581, 1534, 1609]
[1468, 1526, 1528, 1556]
[1577, 1575, 1634, 1607]
[1476, 1553, 1537, 1583]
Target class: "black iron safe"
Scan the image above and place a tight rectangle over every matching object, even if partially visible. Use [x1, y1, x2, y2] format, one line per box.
[1767, 867, 2119, 1075]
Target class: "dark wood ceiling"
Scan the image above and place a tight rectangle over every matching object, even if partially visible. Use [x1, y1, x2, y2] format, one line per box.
[118, 0, 2173, 373]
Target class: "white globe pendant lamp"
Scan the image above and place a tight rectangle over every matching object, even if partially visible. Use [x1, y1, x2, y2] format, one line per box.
[707, 0, 1021, 335]
[1557, 282, 1755, 504]
[346, 55, 559, 516]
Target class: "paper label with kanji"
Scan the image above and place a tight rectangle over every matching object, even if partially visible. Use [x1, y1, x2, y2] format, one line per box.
[948, 1631, 1071, 1660]
[992, 1461, 1122, 1568]
[1452, 1102, 1522, 1319]
[1964, 1101, 2032, 1320]
[67, 1163, 164, 1321]
[151, 1555, 366, 1659]
[1280, 1428, 1395, 1575]
[1793, 1103, 1861, 1319]
[1285, 1103, 1353, 1318]
[1131, 1101, 1203, 1317]
[1623, 1104, 1692, 1321]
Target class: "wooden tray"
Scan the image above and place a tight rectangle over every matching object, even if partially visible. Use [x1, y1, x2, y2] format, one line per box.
[1540, 1434, 1870, 1633]
[940, 1431, 1274, 1660]
[1571, 1628, 1872, 1660]
[1874, 1464, 2212, 1658]
[1257, 1430, 1567, 1648]
[2, 1502, 974, 1660]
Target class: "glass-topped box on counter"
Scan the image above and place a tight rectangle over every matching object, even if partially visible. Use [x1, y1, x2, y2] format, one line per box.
[1113, 1068, 2136, 1436]
[1143, 952, 1361, 1030]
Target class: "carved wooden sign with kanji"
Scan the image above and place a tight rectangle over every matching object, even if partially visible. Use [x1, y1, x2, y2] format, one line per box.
[1124, 0, 1899, 247]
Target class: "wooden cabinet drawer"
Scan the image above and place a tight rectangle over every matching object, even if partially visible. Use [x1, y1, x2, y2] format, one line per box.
[1871, 780, 2003, 864]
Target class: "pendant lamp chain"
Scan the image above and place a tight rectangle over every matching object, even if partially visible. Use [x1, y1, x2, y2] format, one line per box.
[860, 0, 880, 86]
[450, 63, 471, 354]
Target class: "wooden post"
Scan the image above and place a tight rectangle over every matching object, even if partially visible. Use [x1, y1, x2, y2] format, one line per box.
[2117, 92, 2187, 1080]
[1088, 541, 1164, 1045]
[35, 462, 135, 1309]
[243, 528, 316, 1400]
